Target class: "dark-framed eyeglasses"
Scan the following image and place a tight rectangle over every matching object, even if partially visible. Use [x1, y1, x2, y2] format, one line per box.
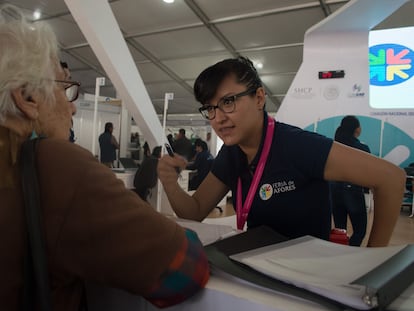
[198, 88, 257, 120]
[55, 80, 81, 102]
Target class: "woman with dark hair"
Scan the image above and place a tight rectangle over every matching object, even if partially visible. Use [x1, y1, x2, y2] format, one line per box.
[334, 116, 370, 153]
[157, 56, 405, 247]
[331, 116, 371, 246]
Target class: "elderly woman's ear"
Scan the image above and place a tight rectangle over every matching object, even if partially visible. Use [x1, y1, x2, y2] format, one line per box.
[11, 88, 39, 120]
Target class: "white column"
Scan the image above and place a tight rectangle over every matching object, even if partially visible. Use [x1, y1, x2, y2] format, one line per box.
[156, 93, 174, 213]
[92, 77, 104, 156]
[119, 103, 130, 158]
[65, 0, 164, 150]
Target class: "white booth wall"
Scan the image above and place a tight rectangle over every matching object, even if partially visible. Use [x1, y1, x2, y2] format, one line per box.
[72, 95, 121, 160]
[72, 97, 217, 165]
[277, 1, 414, 168]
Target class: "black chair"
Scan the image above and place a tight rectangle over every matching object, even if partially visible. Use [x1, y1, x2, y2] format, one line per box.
[133, 156, 158, 201]
[119, 157, 139, 170]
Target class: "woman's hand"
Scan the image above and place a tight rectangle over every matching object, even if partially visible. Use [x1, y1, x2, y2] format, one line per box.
[157, 153, 188, 186]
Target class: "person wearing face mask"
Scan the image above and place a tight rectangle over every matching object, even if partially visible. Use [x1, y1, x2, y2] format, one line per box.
[331, 116, 371, 246]
[0, 5, 208, 310]
[157, 56, 405, 248]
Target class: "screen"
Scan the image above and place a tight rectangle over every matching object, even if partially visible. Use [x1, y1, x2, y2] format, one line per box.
[369, 26, 414, 109]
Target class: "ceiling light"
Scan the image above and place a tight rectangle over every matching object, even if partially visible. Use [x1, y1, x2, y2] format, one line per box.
[256, 62, 263, 69]
[163, 0, 175, 3]
[33, 9, 41, 20]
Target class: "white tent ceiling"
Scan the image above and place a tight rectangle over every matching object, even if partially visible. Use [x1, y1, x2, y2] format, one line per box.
[4, 0, 414, 123]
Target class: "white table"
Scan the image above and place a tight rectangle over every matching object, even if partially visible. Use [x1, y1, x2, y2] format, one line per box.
[114, 170, 136, 189]
[87, 275, 333, 311]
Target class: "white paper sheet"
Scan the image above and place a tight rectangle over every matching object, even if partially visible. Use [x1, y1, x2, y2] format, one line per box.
[230, 236, 405, 310]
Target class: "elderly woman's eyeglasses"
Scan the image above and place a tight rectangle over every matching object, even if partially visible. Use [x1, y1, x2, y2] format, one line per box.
[55, 80, 81, 102]
[198, 88, 257, 120]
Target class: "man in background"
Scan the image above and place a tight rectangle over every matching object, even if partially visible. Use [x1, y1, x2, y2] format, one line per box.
[187, 139, 214, 190]
[173, 128, 193, 161]
[99, 122, 120, 167]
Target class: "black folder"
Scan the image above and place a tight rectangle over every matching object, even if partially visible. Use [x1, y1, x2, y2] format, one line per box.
[204, 226, 414, 311]
[351, 245, 414, 309]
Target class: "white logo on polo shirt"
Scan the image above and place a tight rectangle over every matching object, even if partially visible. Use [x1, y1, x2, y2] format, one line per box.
[273, 180, 296, 194]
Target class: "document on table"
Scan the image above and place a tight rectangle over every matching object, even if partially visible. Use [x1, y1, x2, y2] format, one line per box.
[230, 236, 406, 310]
[176, 218, 240, 246]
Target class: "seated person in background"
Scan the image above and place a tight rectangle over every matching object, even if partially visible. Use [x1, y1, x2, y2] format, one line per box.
[151, 145, 162, 158]
[173, 128, 193, 161]
[134, 146, 161, 201]
[157, 56, 405, 247]
[187, 140, 214, 191]
[0, 5, 208, 309]
[142, 141, 151, 159]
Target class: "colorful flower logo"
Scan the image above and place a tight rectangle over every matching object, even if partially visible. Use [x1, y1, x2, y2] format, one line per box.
[369, 44, 414, 86]
[259, 183, 273, 201]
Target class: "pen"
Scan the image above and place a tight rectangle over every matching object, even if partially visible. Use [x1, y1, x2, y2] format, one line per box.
[165, 143, 175, 157]
[164, 143, 182, 177]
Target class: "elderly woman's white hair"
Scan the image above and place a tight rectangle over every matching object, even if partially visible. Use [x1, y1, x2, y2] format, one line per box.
[0, 4, 60, 123]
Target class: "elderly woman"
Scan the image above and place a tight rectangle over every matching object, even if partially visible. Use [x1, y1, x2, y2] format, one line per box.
[157, 56, 406, 247]
[0, 5, 208, 310]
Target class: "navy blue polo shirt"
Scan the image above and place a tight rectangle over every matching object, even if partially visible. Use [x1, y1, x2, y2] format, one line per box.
[211, 113, 333, 240]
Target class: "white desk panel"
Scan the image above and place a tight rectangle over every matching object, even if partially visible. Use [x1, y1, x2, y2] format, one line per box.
[87, 275, 332, 311]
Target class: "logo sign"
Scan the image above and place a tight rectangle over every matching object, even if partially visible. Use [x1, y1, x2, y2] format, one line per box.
[323, 85, 339, 100]
[290, 87, 315, 99]
[348, 84, 365, 98]
[259, 184, 273, 201]
[369, 44, 414, 86]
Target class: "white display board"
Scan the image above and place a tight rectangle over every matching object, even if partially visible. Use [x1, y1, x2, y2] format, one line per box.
[277, 0, 413, 167]
[72, 96, 121, 159]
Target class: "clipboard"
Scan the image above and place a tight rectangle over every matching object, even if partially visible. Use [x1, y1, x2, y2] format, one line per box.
[205, 226, 414, 311]
[204, 226, 348, 311]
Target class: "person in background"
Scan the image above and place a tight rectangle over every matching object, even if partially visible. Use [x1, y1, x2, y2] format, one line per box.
[0, 5, 208, 309]
[151, 145, 162, 158]
[157, 56, 405, 247]
[98, 122, 119, 168]
[167, 133, 174, 147]
[133, 146, 162, 201]
[400, 163, 414, 219]
[130, 132, 140, 144]
[409, 162, 414, 218]
[187, 139, 214, 191]
[173, 128, 193, 161]
[331, 116, 371, 246]
[69, 118, 76, 143]
[142, 141, 151, 159]
[206, 131, 212, 152]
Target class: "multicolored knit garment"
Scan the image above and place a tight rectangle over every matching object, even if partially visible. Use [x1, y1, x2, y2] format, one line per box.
[145, 228, 210, 308]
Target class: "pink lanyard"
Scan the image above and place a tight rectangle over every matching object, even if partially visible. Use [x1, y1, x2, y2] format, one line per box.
[236, 117, 275, 230]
